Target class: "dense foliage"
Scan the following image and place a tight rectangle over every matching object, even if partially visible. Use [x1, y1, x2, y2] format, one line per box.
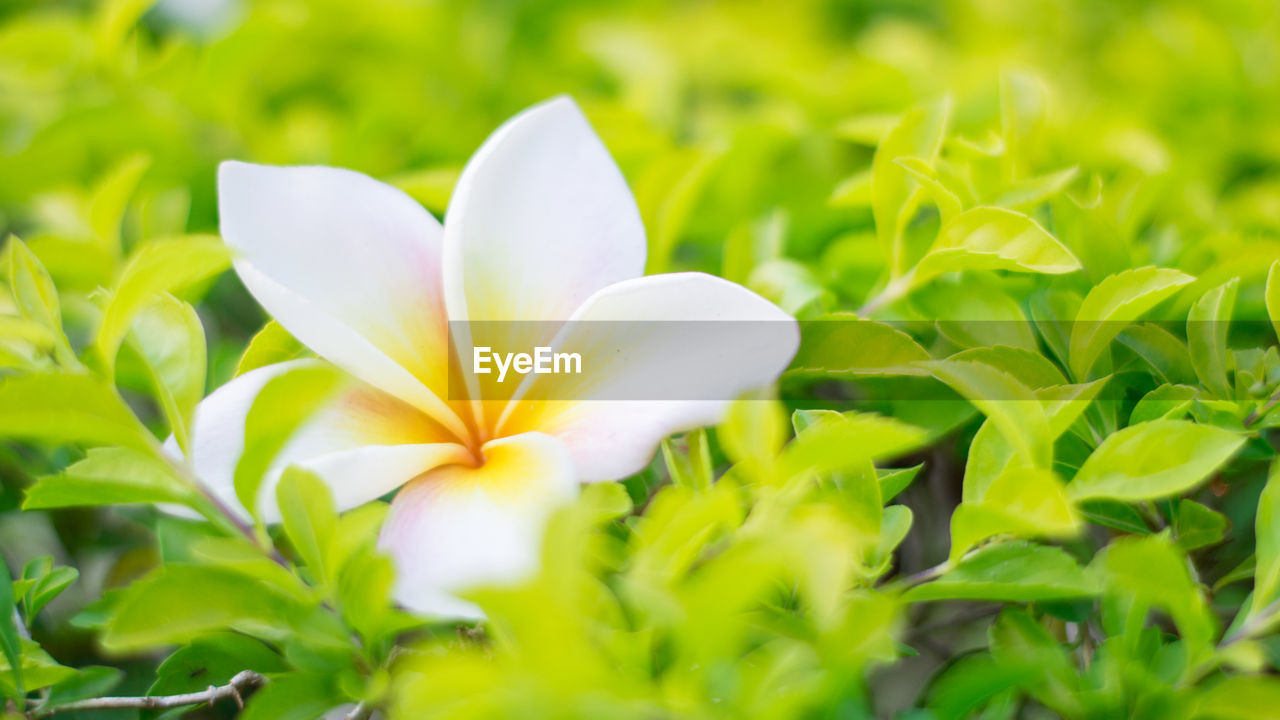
[4, 0, 1280, 718]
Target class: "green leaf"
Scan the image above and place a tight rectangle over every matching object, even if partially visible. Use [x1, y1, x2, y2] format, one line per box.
[1000, 70, 1047, 180]
[962, 419, 1014, 503]
[722, 211, 785, 284]
[1028, 288, 1081, 369]
[0, 558, 23, 701]
[949, 346, 1067, 389]
[186, 536, 312, 603]
[994, 167, 1079, 209]
[1038, 377, 1110, 439]
[787, 314, 929, 377]
[1079, 499, 1150, 534]
[276, 467, 338, 588]
[47, 665, 124, 705]
[236, 319, 305, 377]
[719, 395, 788, 470]
[148, 633, 285, 698]
[0, 372, 153, 451]
[1187, 278, 1238, 398]
[125, 294, 206, 454]
[870, 98, 952, 278]
[1069, 266, 1195, 380]
[19, 556, 78, 619]
[24, 447, 193, 510]
[780, 411, 928, 480]
[905, 542, 1096, 602]
[7, 236, 61, 337]
[1173, 500, 1228, 551]
[914, 280, 1038, 352]
[321, 506, 387, 586]
[748, 259, 829, 318]
[234, 362, 345, 521]
[239, 672, 342, 720]
[88, 153, 150, 255]
[1267, 261, 1280, 343]
[918, 359, 1051, 468]
[958, 380, 1106, 512]
[102, 565, 307, 651]
[916, 207, 1081, 281]
[96, 235, 230, 369]
[580, 482, 633, 522]
[894, 156, 963, 224]
[1066, 420, 1244, 502]
[662, 429, 713, 492]
[1091, 534, 1216, 666]
[6, 236, 74, 365]
[989, 608, 1082, 718]
[1131, 384, 1198, 424]
[868, 504, 914, 572]
[828, 168, 873, 208]
[1117, 322, 1198, 385]
[336, 543, 396, 643]
[879, 464, 923, 503]
[924, 652, 1031, 720]
[637, 148, 719, 274]
[950, 466, 1079, 559]
[1215, 554, 1255, 591]
[1194, 676, 1280, 720]
[0, 315, 56, 353]
[872, 97, 952, 276]
[835, 112, 898, 144]
[1253, 460, 1280, 616]
[0, 639, 75, 697]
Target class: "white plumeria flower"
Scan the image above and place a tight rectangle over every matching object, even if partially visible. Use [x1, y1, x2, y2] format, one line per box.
[191, 97, 799, 618]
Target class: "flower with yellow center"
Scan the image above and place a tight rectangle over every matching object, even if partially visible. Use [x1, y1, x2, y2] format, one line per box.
[185, 97, 798, 617]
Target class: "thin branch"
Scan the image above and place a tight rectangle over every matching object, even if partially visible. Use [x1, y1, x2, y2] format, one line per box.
[896, 558, 951, 587]
[1245, 389, 1280, 427]
[33, 670, 267, 718]
[1222, 597, 1280, 647]
[856, 270, 917, 316]
[150, 437, 291, 569]
[1138, 502, 1166, 531]
[11, 607, 30, 641]
[346, 700, 375, 720]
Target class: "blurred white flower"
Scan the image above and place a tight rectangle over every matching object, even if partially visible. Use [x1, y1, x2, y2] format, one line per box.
[186, 97, 798, 617]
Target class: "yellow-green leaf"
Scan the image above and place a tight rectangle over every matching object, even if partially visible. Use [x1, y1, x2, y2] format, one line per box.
[1066, 420, 1244, 502]
[1069, 266, 1194, 380]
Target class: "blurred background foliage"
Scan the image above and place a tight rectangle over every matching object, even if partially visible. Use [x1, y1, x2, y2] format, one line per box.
[4, 0, 1280, 718]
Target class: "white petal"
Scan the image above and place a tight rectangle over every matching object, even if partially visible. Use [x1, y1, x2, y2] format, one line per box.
[378, 432, 576, 619]
[173, 360, 471, 523]
[444, 97, 645, 325]
[442, 99, 646, 426]
[498, 272, 799, 481]
[218, 162, 467, 439]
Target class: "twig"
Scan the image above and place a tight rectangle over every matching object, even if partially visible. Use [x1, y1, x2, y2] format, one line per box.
[1244, 389, 1280, 427]
[150, 438, 291, 569]
[857, 270, 917, 316]
[33, 670, 267, 717]
[1138, 502, 1166, 531]
[897, 558, 951, 587]
[11, 607, 30, 641]
[1222, 597, 1280, 647]
[346, 700, 375, 720]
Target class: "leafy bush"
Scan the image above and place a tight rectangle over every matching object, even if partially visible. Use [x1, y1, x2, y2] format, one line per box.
[3, 0, 1280, 718]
